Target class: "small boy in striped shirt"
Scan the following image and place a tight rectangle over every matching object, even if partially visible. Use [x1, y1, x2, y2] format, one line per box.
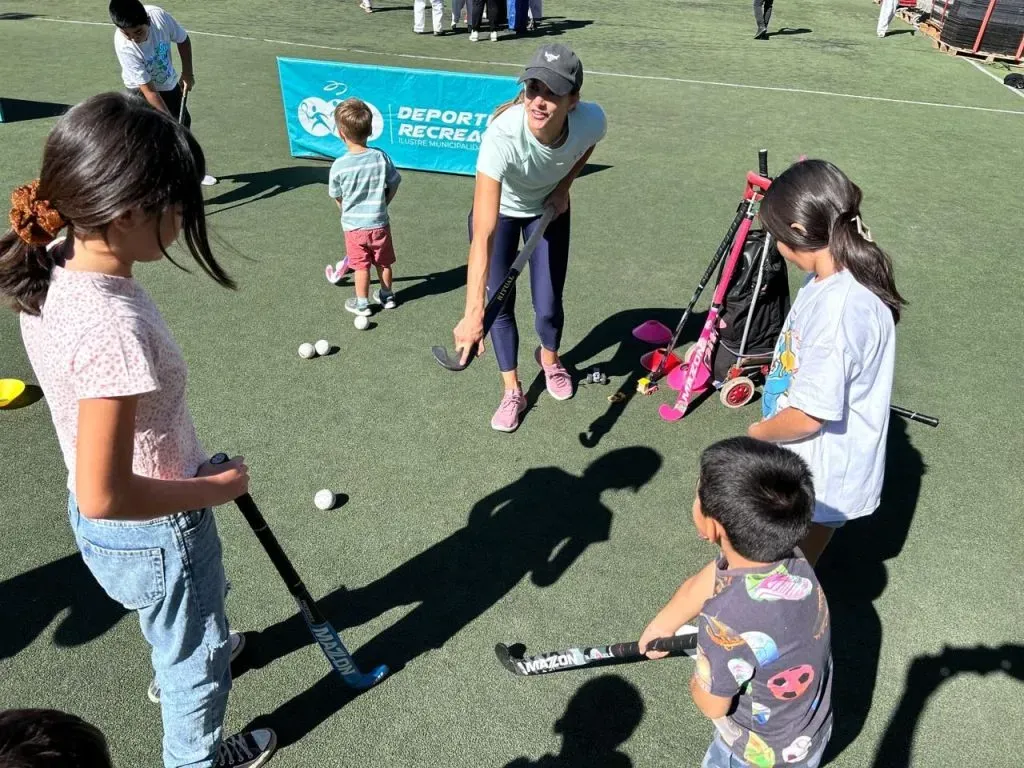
[327, 98, 402, 316]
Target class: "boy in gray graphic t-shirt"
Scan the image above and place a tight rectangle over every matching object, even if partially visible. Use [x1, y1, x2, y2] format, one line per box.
[640, 437, 832, 768]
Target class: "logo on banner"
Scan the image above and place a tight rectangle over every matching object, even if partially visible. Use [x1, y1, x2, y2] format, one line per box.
[297, 81, 383, 141]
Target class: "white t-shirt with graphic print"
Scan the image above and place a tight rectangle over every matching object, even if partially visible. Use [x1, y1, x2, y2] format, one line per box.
[476, 102, 606, 218]
[20, 267, 207, 494]
[114, 5, 188, 91]
[761, 270, 895, 523]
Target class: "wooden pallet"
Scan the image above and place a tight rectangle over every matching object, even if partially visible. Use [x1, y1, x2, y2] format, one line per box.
[916, 20, 1022, 63]
[896, 6, 927, 25]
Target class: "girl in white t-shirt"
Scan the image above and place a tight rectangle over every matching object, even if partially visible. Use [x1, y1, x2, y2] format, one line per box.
[1, 93, 275, 768]
[749, 160, 905, 565]
[453, 44, 607, 432]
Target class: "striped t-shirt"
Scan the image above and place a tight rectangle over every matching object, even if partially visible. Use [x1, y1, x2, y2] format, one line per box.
[328, 147, 402, 232]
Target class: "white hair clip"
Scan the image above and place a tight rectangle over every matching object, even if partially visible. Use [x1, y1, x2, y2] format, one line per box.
[853, 215, 874, 243]
[46, 235, 67, 252]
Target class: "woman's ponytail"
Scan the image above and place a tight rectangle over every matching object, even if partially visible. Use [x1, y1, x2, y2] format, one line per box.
[491, 90, 526, 120]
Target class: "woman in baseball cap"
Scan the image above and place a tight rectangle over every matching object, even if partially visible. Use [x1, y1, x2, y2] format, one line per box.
[452, 43, 607, 433]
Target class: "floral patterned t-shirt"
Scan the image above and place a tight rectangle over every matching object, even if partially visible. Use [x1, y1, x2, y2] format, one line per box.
[693, 551, 833, 767]
[20, 267, 207, 494]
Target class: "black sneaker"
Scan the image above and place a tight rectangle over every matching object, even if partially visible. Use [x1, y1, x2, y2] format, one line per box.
[215, 729, 277, 768]
[754, 27, 769, 39]
[148, 631, 246, 704]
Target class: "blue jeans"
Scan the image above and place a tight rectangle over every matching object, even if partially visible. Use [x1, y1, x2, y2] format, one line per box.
[469, 208, 572, 373]
[701, 730, 829, 768]
[68, 496, 231, 768]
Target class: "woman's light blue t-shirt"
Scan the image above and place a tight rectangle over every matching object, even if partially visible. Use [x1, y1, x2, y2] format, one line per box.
[476, 102, 607, 217]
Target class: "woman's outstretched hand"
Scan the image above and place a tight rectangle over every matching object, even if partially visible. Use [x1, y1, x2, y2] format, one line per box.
[453, 310, 486, 365]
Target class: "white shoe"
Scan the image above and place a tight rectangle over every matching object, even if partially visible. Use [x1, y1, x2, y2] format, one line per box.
[201, 174, 218, 186]
[469, 29, 479, 41]
[359, 0, 373, 11]
[490, 30, 498, 41]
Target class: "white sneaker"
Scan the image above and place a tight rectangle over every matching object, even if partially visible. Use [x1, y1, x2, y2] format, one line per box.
[201, 174, 218, 186]
[490, 30, 498, 41]
[359, 0, 373, 12]
[215, 729, 277, 768]
[469, 29, 479, 41]
[148, 631, 245, 704]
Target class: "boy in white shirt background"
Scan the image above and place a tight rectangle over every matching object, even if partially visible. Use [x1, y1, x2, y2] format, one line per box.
[109, 0, 217, 185]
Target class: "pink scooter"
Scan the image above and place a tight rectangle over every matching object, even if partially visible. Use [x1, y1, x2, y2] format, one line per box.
[633, 153, 773, 422]
[659, 167, 772, 421]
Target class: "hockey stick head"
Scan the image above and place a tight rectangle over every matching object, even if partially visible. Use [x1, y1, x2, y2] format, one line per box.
[431, 345, 469, 371]
[494, 643, 528, 676]
[351, 663, 390, 690]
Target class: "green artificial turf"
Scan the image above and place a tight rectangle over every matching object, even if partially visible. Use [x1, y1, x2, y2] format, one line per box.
[1, 1, 1022, 766]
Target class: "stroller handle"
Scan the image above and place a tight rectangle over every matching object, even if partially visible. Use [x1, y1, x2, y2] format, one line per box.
[747, 171, 772, 192]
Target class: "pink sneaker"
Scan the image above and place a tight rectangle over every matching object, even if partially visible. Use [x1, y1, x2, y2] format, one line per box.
[491, 388, 527, 432]
[535, 347, 574, 401]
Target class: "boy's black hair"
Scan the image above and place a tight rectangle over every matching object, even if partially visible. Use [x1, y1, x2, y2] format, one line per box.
[0, 709, 112, 767]
[698, 437, 814, 562]
[108, 0, 149, 28]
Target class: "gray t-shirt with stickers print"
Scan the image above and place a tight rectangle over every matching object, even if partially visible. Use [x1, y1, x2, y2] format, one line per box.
[693, 552, 833, 768]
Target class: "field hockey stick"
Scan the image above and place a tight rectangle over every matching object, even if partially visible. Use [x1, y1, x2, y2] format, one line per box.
[178, 84, 189, 124]
[890, 405, 939, 427]
[210, 453, 389, 690]
[637, 202, 746, 394]
[495, 633, 698, 677]
[660, 196, 760, 421]
[432, 207, 556, 371]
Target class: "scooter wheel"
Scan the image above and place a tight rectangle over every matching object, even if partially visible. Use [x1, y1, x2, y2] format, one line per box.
[720, 376, 755, 409]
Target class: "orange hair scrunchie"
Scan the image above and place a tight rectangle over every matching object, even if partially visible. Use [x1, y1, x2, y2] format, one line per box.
[9, 180, 67, 246]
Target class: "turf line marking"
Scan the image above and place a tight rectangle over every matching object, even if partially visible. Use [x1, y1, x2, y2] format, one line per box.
[35, 16, 1024, 116]
[965, 58, 1024, 100]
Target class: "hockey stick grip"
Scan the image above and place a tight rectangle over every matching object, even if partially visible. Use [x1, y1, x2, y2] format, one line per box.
[612, 633, 699, 659]
[210, 454, 314, 607]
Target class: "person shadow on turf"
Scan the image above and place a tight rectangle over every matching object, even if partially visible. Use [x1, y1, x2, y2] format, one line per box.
[817, 415, 926, 765]
[523, 307, 707, 447]
[0, 553, 127, 661]
[239, 446, 662, 746]
[502, 675, 645, 768]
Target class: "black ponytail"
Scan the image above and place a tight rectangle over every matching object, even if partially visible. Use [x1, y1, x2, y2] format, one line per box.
[0, 92, 233, 315]
[760, 159, 906, 324]
[827, 210, 904, 323]
[0, 233, 61, 315]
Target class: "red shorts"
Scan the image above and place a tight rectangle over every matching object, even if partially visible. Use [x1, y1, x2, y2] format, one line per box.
[344, 226, 396, 270]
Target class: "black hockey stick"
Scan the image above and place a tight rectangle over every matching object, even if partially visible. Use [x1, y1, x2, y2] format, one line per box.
[637, 202, 744, 394]
[211, 453, 388, 690]
[495, 632, 698, 677]
[432, 207, 556, 371]
[890, 405, 939, 427]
